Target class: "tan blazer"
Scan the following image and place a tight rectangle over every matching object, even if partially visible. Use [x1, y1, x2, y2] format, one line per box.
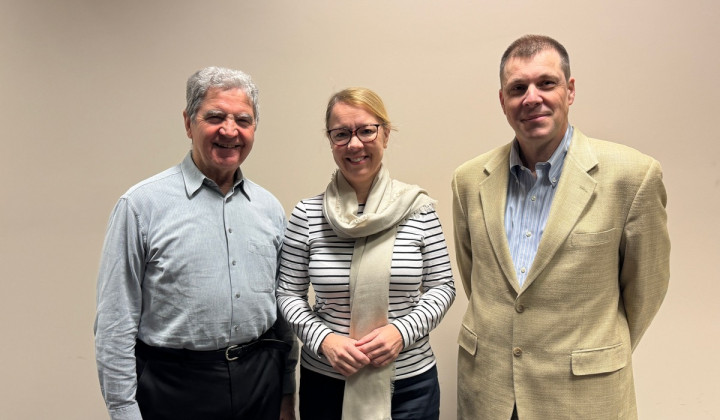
[452, 129, 670, 420]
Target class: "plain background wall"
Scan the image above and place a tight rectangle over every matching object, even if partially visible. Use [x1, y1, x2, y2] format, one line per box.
[1, 0, 718, 418]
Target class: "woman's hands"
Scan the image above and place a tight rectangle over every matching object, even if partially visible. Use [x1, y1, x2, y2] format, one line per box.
[320, 334, 371, 377]
[320, 325, 403, 377]
[355, 324, 403, 368]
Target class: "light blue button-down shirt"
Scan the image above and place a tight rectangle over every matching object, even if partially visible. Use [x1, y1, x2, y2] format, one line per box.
[504, 126, 573, 287]
[94, 152, 291, 419]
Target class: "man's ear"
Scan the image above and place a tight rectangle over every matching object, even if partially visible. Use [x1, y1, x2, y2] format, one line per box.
[183, 110, 192, 139]
[499, 89, 507, 115]
[567, 77, 576, 106]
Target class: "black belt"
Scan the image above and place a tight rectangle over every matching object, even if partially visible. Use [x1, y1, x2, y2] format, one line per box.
[136, 331, 290, 363]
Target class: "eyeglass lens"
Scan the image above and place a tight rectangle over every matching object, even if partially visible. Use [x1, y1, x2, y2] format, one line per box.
[330, 125, 379, 144]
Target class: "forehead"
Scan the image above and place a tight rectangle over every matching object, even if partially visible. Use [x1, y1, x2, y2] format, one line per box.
[199, 87, 254, 115]
[329, 102, 378, 124]
[502, 49, 564, 86]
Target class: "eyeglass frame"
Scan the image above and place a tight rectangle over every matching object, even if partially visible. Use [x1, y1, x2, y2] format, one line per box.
[326, 124, 383, 146]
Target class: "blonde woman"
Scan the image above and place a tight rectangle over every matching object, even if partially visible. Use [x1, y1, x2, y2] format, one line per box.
[277, 87, 455, 420]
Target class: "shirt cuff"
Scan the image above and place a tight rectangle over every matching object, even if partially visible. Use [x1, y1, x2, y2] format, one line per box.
[282, 369, 297, 395]
[108, 402, 142, 420]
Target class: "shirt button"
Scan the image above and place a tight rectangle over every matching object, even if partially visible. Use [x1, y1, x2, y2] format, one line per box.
[234, 325, 239, 331]
[235, 293, 241, 299]
[525, 231, 532, 238]
[531, 196, 536, 201]
[228, 228, 233, 233]
[513, 347, 523, 357]
[231, 260, 237, 266]
[520, 267, 526, 273]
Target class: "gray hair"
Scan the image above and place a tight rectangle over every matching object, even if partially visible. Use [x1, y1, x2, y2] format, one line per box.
[185, 66, 260, 124]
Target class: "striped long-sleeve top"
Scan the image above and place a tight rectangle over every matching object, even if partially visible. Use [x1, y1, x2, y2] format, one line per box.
[277, 194, 455, 380]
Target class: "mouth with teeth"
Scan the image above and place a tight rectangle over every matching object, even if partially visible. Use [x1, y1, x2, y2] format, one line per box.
[347, 156, 367, 164]
[215, 143, 242, 149]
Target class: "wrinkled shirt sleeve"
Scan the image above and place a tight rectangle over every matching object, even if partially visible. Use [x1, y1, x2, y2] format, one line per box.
[275, 213, 299, 395]
[94, 197, 145, 420]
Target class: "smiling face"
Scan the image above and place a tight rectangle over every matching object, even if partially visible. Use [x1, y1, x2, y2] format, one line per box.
[183, 87, 255, 188]
[327, 101, 389, 201]
[500, 48, 575, 160]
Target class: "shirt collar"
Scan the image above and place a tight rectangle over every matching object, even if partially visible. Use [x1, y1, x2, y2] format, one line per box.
[180, 151, 248, 199]
[509, 125, 574, 185]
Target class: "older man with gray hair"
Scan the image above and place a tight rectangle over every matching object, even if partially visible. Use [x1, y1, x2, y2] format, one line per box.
[95, 67, 298, 420]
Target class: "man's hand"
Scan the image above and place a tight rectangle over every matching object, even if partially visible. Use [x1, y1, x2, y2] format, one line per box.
[320, 333, 371, 377]
[279, 394, 295, 420]
[355, 325, 403, 367]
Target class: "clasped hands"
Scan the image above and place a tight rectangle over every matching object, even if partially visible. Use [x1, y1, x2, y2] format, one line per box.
[320, 324, 403, 377]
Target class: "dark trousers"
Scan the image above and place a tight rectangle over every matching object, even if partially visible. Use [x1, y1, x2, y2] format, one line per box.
[135, 337, 287, 420]
[299, 365, 440, 420]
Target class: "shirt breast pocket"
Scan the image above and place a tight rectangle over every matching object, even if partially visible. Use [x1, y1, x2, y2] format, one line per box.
[248, 240, 277, 292]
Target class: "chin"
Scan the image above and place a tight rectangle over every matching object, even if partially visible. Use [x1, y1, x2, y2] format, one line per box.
[215, 151, 244, 163]
[523, 128, 554, 140]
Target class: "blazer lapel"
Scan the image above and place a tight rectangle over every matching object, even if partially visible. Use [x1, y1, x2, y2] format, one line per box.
[522, 130, 598, 290]
[478, 144, 520, 292]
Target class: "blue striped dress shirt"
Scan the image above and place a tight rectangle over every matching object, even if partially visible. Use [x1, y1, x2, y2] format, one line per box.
[504, 126, 573, 287]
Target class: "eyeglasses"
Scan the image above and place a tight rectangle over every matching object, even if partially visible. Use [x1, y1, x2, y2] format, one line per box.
[327, 124, 382, 146]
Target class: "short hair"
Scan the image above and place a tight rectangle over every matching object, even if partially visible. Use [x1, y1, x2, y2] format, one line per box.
[325, 87, 393, 131]
[500, 35, 571, 84]
[185, 66, 260, 124]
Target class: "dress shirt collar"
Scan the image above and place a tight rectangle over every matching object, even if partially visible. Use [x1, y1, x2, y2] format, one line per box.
[509, 125, 574, 186]
[181, 151, 249, 200]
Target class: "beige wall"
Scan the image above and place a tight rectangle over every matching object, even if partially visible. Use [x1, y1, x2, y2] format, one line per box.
[1, 0, 718, 418]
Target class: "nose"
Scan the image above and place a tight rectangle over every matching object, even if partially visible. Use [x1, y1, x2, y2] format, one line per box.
[219, 117, 239, 137]
[346, 133, 364, 149]
[523, 84, 542, 106]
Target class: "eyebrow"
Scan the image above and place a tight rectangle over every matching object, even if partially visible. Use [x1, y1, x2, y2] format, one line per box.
[328, 123, 377, 130]
[203, 110, 254, 120]
[505, 72, 561, 86]
[203, 110, 226, 117]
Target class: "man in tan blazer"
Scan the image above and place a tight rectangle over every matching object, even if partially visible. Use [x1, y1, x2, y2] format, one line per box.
[452, 35, 670, 420]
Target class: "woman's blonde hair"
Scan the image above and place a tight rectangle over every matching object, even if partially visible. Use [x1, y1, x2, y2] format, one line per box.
[325, 87, 393, 131]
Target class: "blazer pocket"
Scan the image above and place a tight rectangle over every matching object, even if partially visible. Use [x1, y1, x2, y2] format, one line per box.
[571, 342, 628, 376]
[570, 228, 617, 247]
[458, 324, 477, 356]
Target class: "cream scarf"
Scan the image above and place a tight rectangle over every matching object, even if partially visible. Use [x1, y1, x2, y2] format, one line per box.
[323, 165, 435, 420]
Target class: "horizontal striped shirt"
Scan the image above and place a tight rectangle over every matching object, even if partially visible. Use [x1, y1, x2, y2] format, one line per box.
[505, 126, 573, 287]
[277, 194, 455, 380]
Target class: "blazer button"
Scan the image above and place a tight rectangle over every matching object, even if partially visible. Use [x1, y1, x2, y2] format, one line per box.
[513, 347, 523, 357]
[515, 304, 525, 313]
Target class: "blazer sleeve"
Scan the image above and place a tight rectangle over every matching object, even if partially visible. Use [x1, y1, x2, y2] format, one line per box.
[619, 158, 670, 351]
[452, 171, 474, 298]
